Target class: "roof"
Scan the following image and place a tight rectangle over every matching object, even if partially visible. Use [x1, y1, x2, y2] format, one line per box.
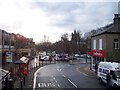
[91, 22, 120, 37]
[99, 62, 120, 71]
[0, 68, 10, 83]
[14, 56, 29, 64]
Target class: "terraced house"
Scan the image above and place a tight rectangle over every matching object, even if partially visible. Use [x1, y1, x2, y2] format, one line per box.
[89, 14, 120, 70]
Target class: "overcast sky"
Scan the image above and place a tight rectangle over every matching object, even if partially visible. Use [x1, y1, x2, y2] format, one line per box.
[0, 0, 119, 43]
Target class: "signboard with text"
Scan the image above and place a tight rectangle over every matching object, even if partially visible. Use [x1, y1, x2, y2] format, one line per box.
[6, 52, 13, 62]
[88, 50, 106, 58]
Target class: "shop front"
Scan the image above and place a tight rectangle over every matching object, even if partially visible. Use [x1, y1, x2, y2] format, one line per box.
[88, 50, 106, 71]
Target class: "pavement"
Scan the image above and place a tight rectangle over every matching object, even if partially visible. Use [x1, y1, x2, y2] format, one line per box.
[13, 60, 96, 89]
[79, 64, 97, 78]
[13, 63, 41, 89]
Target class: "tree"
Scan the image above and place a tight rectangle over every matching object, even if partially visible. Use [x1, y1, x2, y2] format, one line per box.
[60, 33, 71, 53]
[71, 29, 81, 54]
[35, 42, 52, 52]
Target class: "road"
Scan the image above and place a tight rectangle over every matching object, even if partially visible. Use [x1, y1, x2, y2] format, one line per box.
[33, 62, 105, 89]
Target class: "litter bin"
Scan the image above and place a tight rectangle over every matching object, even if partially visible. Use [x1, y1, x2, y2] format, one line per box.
[8, 79, 14, 89]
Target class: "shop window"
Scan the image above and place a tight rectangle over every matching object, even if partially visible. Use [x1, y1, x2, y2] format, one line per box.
[113, 39, 119, 49]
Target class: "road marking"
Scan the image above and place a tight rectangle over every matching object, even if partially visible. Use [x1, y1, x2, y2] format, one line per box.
[43, 83, 46, 87]
[68, 79, 77, 88]
[58, 84, 60, 87]
[55, 80, 57, 83]
[76, 68, 89, 77]
[38, 82, 55, 88]
[62, 75, 66, 78]
[33, 66, 46, 90]
[52, 82, 56, 87]
[38, 83, 43, 87]
[57, 68, 62, 71]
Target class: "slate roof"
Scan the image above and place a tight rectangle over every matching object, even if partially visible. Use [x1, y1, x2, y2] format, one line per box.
[14, 56, 29, 64]
[0, 68, 10, 83]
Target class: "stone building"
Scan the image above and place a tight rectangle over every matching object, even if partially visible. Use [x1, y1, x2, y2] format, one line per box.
[89, 14, 120, 70]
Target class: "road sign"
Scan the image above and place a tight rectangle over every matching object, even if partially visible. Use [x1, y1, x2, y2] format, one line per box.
[6, 52, 13, 62]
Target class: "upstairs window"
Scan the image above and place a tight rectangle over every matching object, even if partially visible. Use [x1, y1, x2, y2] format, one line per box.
[99, 39, 102, 50]
[93, 40, 96, 50]
[113, 39, 119, 49]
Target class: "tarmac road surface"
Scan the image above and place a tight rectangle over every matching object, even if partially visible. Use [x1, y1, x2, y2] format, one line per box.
[33, 63, 105, 89]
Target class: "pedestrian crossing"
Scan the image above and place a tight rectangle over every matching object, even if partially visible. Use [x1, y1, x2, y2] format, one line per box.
[38, 82, 56, 88]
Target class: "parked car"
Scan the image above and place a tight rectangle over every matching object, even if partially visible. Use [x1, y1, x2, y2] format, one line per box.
[55, 55, 62, 61]
[40, 56, 49, 61]
[68, 56, 77, 60]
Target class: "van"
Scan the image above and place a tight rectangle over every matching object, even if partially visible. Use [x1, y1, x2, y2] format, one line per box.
[97, 62, 120, 88]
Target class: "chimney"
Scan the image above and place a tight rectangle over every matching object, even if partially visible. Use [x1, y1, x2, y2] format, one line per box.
[113, 14, 120, 32]
[113, 14, 120, 24]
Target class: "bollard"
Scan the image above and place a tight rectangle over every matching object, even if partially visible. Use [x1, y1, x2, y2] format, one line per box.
[20, 80, 23, 90]
[42, 61, 43, 66]
[16, 87, 19, 90]
[36, 63, 37, 67]
[39, 62, 40, 67]
[23, 75, 25, 85]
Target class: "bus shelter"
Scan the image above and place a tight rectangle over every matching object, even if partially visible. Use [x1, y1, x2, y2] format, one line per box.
[0, 68, 11, 89]
[14, 56, 29, 77]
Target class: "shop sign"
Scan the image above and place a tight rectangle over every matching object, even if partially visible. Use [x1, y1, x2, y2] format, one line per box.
[91, 50, 106, 58]
[6, 52, 13, 62]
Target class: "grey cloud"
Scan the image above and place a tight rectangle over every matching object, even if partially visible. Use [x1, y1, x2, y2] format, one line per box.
[33, 2, 117, 33]
[34, 2, 85, 14]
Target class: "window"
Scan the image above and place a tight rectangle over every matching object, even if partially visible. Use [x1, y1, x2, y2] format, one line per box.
[113, 39, 119, 49]
[93, 40, 96, 49]
[99, 39, 102, 50]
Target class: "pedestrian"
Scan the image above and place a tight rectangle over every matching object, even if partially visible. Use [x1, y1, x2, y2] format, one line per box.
[106, 72, 111, 90]
[95, 63, 98, 74]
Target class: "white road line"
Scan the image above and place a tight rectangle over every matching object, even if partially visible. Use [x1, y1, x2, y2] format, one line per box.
[76, 68, 89, 77]
[53, 77, 56, 80]
[67, 65, 70, 66]
[57, 69, 59, 71]
[68, 79, 77, 88]
[52, 82, 56, 87]
[58, 84, 60, 87]
[43, 83, 46, 87]
[62, 75, 66, 78]
[55, 80, 57, 83]
[33, 66, 46, 90]
[80, 71, 89, 76]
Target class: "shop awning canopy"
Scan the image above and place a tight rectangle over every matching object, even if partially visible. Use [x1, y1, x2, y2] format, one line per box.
[14, 56, 29, 64]
[0, 68, 10, 83]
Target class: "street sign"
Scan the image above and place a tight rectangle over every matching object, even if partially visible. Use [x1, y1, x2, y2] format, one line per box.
[6, 52, 13, 62]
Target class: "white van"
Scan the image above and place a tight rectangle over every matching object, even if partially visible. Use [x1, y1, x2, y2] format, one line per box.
[97, 62, 120, 88]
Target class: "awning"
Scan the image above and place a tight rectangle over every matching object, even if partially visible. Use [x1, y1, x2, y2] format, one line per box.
[0, 68, 10, 83]
[14, 56, 29, 64]
[88, 50, 106, 58]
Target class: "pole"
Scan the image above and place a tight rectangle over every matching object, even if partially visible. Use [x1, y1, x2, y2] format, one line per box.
[23, 74, 26, 85]
[86, 54, 87, 63]
[90, 56, 92, 70]
[20, 79, 23, 90]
